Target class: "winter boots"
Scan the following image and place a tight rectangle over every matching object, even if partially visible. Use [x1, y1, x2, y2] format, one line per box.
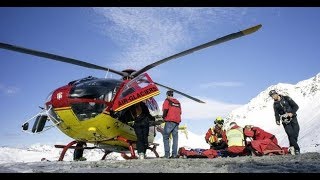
[288, 146, 295, 155]
[138, 153, 145, 160]
[75, 157, 87, 161]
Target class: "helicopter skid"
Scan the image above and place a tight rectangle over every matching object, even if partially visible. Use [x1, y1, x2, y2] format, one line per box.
[54, 137, 160, 161]
[116, 136, 160, 160]
[55, 141, 96, 161]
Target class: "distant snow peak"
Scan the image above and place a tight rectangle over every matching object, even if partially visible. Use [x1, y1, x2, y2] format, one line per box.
[28, 143, 55, 152]
[225, 72, 320, 153]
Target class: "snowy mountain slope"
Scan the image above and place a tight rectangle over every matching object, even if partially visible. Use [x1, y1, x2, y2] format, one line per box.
[225, 73, 320, 153]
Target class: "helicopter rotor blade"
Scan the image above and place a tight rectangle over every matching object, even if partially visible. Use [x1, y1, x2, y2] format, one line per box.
[132, 24, 262, 77]
[154, 82, 205, 103]
[0, 42, 127, 77]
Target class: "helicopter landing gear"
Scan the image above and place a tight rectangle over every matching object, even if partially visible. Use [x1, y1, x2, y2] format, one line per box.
[116, 136, 159, 160]
[147, 143, 160, 158]
[55, 140, 77, 161]
[116, 136, 137, 159]
[55, 141, 95, 161]
[101, 150, 112, 160]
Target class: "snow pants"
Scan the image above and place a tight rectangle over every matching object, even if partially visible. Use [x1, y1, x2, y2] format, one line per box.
[283, 117, 300, 152]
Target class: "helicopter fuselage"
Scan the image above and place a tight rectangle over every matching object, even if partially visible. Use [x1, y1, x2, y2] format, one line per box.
[44, 76, 160, 151]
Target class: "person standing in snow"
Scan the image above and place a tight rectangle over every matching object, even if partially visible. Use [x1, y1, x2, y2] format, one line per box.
[162, 90, 182, 158]
[133, 102, 154, 160]
[205, 116, 227, 150]
[269, 90, 300, 155]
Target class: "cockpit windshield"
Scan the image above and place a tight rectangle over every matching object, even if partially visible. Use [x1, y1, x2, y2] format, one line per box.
[69, 78, 122, 121]
[69, 78, 122, 101]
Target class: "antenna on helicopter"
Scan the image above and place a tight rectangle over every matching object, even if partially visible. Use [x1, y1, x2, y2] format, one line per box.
[105, 68, 110, 79]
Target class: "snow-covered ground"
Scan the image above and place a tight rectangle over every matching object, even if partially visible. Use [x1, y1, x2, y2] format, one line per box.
[1, 73, 320, 173]
[1, 152, 320, 173]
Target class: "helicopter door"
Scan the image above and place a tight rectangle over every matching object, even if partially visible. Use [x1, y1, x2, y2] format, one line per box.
[113, 73, 160, 112]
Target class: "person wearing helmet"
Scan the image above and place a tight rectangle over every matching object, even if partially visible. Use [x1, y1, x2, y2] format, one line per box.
[162, 90, 182, 158]
[205, 117, 227, 150]
[269, 90, 300, 155]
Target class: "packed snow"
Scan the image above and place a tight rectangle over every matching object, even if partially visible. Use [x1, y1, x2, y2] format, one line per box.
[1, 73, 320, 173]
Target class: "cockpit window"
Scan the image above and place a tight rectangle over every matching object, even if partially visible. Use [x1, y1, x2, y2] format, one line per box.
[45, 91, 54, 103]
[69, 78, 122, 121]
[120, 74, 151, 99]
[69, 78, 121, 100]
[112, 73, 160, 112]
[71, 102, 105, 121]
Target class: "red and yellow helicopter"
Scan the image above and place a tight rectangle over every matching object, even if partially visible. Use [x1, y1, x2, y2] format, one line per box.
[0, 24, 261, 161]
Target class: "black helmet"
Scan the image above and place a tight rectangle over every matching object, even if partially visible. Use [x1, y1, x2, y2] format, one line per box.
[269, 90, 277, 97]
[166, 90, 173, 97]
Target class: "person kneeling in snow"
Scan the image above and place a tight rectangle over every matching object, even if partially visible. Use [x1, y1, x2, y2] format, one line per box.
[244, 125, 290, 156]
[225, 122, 250, 157]
[244, 125, 278, 144]
[204, 116, 228, 150]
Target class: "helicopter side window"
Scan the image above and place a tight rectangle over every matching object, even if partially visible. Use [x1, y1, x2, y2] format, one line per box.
[105, 91, 112, 102]
[120, 75, 151, 99]
[103, 87, 118, 102]
[71, 101, 106, 121]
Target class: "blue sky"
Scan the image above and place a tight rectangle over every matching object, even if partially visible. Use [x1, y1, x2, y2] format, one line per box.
[0, 7, 320, 147]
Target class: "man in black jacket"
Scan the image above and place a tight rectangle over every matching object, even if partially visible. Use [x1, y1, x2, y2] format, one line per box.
[269, 90, 300, 154]
[133, 102, 154, 159]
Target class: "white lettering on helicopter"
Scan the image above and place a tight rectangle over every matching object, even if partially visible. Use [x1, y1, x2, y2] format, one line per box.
[118, 87, 157, 106]
[57, 92, 63, 100]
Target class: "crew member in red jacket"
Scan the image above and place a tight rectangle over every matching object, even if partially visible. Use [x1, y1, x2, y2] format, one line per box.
[162, 90, 182, 158]
[244, 125, 278, 145]
[244, 125, 288, 156]
[205, 117, 227, 150]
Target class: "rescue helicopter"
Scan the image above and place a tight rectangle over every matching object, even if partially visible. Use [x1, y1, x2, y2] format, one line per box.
[0, 24, 261, 161]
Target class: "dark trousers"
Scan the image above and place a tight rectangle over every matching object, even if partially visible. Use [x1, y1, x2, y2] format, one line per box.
[134, 121, 149, 154]
[73, 142, 86, 160]
[283, 117, 300, 151]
